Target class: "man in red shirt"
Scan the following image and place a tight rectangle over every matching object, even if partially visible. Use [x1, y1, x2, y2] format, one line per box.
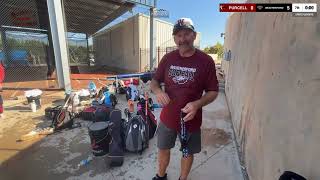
[150, 18, 219, 180]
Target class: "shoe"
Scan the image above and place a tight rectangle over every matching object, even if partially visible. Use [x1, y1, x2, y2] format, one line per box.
[152, 173, 167, 180]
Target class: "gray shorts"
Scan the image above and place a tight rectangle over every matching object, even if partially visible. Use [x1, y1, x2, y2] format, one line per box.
[156, 122, 201, 154]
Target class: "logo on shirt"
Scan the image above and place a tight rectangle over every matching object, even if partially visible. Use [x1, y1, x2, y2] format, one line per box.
[168, 65, 196, 85]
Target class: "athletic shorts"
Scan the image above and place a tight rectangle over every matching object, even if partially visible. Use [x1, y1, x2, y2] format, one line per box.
[156, 121, 201, 154]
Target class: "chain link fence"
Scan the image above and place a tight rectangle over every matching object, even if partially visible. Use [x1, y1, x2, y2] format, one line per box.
[139, 46, 204, 71]
[67, 33, 90, 66]
[0, 0, 168, 96]
[0, 0, 57, 96]
[139, 46, 178, 70]
[0, 0, 95, 97]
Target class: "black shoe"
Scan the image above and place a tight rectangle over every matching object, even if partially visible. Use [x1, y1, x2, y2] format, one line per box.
[152, 173, 167, 180]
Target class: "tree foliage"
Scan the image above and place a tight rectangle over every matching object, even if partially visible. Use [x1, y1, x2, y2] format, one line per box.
[203, 42, 224, 58]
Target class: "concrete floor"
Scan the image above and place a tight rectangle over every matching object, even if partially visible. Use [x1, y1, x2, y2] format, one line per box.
[0, 90, 244, 180]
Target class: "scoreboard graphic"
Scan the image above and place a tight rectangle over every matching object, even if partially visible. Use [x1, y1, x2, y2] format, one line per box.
[219, 3, 317, 17]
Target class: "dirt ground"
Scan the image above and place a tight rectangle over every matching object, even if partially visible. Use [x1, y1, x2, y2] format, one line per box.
[0, 70, 244, 180]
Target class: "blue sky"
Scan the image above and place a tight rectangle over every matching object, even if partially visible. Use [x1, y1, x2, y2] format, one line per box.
[155, 0, 230, 49]
[106, 0, 230, 49]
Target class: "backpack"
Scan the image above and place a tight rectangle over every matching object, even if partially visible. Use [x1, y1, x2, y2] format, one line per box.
[113, 81, 126, 94]
[94, 106, 111, 122]
[45, 105, 62, 120]
[126, 84, 139, 101]
[137, 99, 157, 139]
[124, 115, 149, 153]
[51, 108, 74, 131]
[103, 91, 112, 107]
[279, 171, 307, 180]
[99, 90, 117, 108]
[126, 86, 132, 101]
[97, 87, 114, 103]
[109, 94, 118, 108]
[88, 81, 97, 97]
[108, 109, 124, 167]
[51, 93, 83, 131]
[138, 109, 157, 139]
[81, 106, 96, 121]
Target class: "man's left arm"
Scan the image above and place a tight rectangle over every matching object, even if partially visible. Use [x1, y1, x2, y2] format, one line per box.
[182, 58, 219, 121]
[195, 91, 218, 108]
[181, 91, 218, 121]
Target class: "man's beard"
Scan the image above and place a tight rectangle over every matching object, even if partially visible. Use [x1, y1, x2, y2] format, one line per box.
[178, 42, 193, 48]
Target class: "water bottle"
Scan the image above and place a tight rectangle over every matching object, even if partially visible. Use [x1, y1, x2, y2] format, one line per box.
[153, 103, 163, 109]
[78, 156, 93, 168]
[73, 94, 80, 106]
[30, 100, 37, 112]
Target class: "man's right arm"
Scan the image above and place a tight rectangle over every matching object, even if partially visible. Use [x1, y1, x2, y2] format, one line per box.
[151, 54, 171, 106]
[151, 79, 170, 107]
[150, 79, 162, 95]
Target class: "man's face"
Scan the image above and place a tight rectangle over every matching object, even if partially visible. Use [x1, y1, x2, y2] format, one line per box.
[174, 29, 196, 49]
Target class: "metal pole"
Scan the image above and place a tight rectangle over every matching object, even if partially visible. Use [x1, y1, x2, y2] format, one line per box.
[47, 0, 72, 93]
[86, 33, 90, 65]
[139, 48, 141, 72]
[149, 0, 157, 71]
[46, 26, 56, 78]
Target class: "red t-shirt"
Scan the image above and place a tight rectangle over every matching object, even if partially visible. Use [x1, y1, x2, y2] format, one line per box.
[153, 49, 219, 133]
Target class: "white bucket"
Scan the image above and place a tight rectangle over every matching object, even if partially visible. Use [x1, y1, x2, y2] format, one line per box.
[30, 101, 37, 112]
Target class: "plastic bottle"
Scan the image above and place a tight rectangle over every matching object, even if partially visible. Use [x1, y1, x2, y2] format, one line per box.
[31, 100, 37, 112]
[78, 156, 93, 168]
[152, 103, 163, 109]
[73, 93, 80, 106]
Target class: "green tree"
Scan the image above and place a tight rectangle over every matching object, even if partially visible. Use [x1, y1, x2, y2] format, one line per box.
[203, 42, 223, 57]
[203, 46, 215, 54]
[213, 42, 223, 58]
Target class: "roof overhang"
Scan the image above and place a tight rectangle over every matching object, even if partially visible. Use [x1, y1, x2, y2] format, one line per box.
[64, 0, 135, 35]
[0, 0, 136, 35]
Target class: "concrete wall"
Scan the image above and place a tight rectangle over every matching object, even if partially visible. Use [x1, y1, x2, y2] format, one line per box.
[93, 15, 140, 73]
[93, 14, 179, 72]
[93, 14, 201, 72]
[222, 2, 320, 180]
